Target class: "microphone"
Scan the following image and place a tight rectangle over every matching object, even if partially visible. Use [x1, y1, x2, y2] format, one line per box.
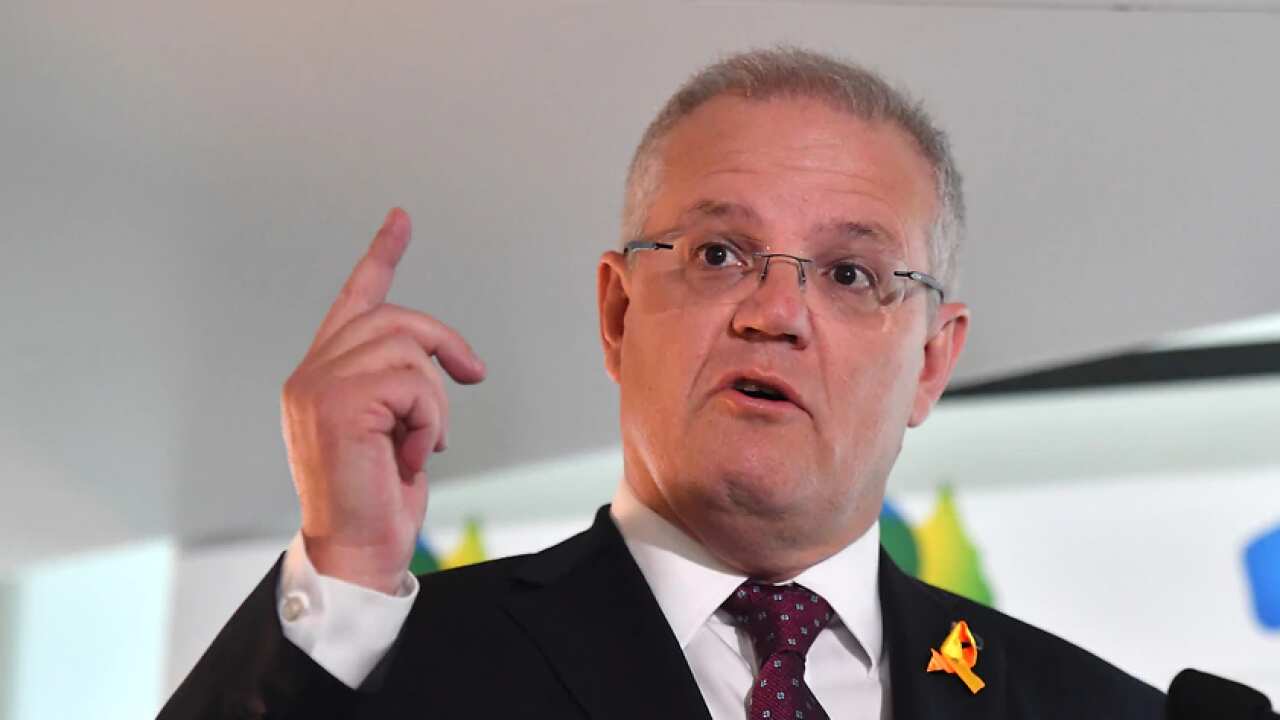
[1167, 669, 1279, 720]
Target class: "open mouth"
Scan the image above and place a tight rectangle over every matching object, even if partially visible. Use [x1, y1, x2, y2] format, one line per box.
[732, 378, 789, 403]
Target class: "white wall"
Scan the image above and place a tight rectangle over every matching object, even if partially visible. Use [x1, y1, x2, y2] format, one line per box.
[2, 0, 1279, 560]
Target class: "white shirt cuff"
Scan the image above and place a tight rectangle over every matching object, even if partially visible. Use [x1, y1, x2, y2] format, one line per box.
[276, 531, 419, 689]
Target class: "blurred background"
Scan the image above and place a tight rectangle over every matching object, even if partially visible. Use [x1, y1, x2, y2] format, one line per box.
[1, 1, 1278, 717]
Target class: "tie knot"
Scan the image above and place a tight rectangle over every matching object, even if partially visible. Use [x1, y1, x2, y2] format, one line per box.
[722, 581, 834, 662]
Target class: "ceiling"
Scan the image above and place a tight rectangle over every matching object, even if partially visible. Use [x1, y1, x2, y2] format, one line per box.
[1, 0, 1277, 566]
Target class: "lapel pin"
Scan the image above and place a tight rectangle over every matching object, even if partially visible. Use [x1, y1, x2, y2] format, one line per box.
[926, 620, 986, 694]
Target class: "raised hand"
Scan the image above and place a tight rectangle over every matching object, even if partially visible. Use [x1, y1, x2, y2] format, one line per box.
[281, 208, 486, 594]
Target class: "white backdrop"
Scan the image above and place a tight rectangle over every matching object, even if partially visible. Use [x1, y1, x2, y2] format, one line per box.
[3, 0, 1279, 566]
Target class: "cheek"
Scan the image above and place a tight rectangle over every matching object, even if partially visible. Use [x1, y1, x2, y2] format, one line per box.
[823, 338, 918, 446]
[620, 307, 722, 416]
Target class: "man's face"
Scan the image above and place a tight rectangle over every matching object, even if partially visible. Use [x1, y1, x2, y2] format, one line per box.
[597, 95, 968, 575]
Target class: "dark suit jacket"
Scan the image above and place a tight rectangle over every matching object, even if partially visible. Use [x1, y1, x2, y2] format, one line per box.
[160, 506, 1165, 719]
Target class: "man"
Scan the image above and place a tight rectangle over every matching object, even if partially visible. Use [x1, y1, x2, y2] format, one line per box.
[161, 48, 1164, 719]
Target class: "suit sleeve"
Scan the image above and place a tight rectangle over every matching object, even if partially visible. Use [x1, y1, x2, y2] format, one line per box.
[157, 556, 361, 720]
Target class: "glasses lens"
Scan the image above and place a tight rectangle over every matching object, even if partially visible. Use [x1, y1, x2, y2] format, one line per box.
[811, 253, 907, 316]
[678, 237, 755, 300]
[628, 232, 913, 318]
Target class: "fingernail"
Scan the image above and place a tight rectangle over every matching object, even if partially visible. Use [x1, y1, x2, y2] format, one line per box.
[383, 208, 397, 228]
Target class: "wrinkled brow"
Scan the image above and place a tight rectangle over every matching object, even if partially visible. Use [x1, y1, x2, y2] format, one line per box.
[669, 200, 904, 253]
[814, 221, 902, 252]
[678, 199, 762, 225]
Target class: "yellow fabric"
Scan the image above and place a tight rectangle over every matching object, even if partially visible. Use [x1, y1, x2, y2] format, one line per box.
[925, 620, 986, 694]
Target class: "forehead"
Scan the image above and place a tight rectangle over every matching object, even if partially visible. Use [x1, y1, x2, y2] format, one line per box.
[651, 94, 938, 259]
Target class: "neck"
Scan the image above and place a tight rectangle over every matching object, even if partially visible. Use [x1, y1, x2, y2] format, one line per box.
[622, 471, 880, 583]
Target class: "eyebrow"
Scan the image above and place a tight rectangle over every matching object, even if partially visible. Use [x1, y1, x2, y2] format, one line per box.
[677, 199, 763, 225]
[814, 220, 901, 252]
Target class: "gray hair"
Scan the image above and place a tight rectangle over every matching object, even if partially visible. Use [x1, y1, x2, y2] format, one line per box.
[621, 47, 964, 297]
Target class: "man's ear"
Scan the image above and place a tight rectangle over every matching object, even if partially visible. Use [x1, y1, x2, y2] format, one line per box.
[597, 250, 630, 384]
[908, 302, 970, 427]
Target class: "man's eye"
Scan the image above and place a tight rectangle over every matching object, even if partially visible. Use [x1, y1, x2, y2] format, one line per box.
[831, 263, 873, 287]
[696, 242, 739, 268]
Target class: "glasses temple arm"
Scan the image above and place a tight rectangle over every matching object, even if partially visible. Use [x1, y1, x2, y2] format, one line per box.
[623, 240, 674, 255]
[893, 270, 946, 302]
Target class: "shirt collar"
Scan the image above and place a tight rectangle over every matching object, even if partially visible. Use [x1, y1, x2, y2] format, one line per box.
[610, 480, 883, 669]
[790, 513, 883, 670]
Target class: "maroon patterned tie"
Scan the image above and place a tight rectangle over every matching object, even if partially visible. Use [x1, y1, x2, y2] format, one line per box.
[722, 581, 835, 720]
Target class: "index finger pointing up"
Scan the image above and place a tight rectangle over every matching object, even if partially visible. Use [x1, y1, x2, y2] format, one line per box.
[313, 208, 412, 347]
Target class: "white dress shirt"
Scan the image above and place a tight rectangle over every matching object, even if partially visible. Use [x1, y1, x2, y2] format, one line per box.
[276, 531, 418, 687]
[278, 482, 890, 718]
[611, 482, 890, 719]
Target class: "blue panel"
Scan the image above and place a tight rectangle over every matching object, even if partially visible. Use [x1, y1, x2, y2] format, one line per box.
[1244, 524, 1280, 630]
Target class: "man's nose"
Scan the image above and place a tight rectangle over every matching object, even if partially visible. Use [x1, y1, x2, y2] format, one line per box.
[730, 257, 813, 348]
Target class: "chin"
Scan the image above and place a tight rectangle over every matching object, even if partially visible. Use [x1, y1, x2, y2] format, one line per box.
[684, 442, 819, 522]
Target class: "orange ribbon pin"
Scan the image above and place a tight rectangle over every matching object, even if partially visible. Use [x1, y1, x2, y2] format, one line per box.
[926, 620, 985, 694]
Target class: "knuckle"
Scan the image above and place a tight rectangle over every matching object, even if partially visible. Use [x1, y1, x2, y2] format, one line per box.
[281, 374, 307, 404]
[339, 282, 372, 311]
[335, 282, 359, 307]
[389, 302, 441, 332]
[368, 303, 397, 325]
[413, 374, 440, 408]
[383, 301, 414, 316]
[374, 302, 404, 323]
[391, 333, 423, 361]
[403, 365, 430, 388]
[312, 382, 349, 417]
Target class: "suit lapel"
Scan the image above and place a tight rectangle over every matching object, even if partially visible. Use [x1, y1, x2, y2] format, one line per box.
[879, 548, 1007, 720]
[474, 507, 1013, 720]
[503, 506, 713, 720]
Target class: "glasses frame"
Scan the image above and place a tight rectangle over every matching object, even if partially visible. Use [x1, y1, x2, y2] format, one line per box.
[623, 240, 946, 303]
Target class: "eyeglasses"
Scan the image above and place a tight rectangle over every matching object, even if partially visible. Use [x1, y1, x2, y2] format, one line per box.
[623, 230, 944, 320]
